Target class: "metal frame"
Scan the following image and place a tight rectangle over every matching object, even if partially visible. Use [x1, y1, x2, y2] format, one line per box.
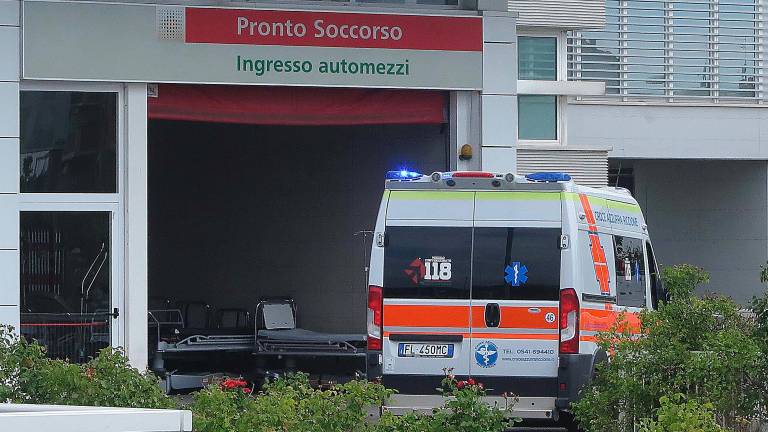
[147, 309, 185, 345]
[255, 337, 366, 357]
[158, 334, 255, 353]
[147, 299, 366, 393]
[254, 298, 367, 357]
[17, 81, 127, 350]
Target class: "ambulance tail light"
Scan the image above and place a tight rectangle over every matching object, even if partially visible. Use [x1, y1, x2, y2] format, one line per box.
[559, 288, 580, 354]
[367, 285, 383, 351]
[451, 171, 495, 178]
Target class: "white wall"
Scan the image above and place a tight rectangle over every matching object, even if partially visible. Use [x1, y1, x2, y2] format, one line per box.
[568, 104, 768, 159]
[0, 0, 20, 330]
[480, 12, 518, 173]
[633, 159, 768, 304]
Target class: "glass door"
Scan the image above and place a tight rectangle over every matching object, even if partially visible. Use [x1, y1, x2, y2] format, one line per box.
[468, 226, 562, 384]
[20, 210, 121, 362]
[19, 83, 124, 362]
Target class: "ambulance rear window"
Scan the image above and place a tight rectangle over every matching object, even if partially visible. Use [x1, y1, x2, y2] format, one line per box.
[472, 227, 561, 301]
[383, 226, 471, 299]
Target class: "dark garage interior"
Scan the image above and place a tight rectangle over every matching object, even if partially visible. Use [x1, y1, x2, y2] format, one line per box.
[148, 121, 448, 334]
[144, 84, 449, 388]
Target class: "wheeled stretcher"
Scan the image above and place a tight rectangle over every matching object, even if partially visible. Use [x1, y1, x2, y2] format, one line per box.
[148, 298, 366, 393]
[255, 298, 366, 357]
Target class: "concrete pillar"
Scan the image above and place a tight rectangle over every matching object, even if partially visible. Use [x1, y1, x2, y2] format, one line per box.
[480, 11, 517, 173]
[125, 83, 149, 369]
[0, 0, 20, 331]
[450, 91, 482, 171]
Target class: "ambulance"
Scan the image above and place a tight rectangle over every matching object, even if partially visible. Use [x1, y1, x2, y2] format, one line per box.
[365, 170, 665, 421]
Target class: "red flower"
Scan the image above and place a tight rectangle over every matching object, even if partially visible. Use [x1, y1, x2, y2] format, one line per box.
[221, 378, 248, 390]
[467, 378, 476, 386]
[243, 388, 252, 394]
[456, 381, 466, 389]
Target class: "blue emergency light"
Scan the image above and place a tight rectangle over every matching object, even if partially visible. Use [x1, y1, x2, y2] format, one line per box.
[526, 172, 572, 182]
[386, 170, 424, 180]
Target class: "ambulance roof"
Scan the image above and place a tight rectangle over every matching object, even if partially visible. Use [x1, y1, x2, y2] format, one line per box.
[384, 171, 639, 206]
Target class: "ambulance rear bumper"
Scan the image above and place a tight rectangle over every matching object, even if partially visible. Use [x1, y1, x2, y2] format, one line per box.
[384, 394, 558, 420]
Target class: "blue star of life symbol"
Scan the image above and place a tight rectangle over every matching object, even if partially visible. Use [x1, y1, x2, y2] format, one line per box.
[504, 262, 528, 287]
[474, 341, 498, 368]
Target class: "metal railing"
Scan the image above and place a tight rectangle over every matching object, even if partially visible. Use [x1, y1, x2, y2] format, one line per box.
[20, 312, 111, 363]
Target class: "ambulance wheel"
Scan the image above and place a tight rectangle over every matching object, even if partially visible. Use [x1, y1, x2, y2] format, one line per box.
[557, 411, 582, 432]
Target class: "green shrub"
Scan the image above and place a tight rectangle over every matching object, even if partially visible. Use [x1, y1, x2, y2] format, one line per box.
[638, 394, 726, 432]
[751, 264, 768, 345]
[571, 265, 768, 431]
[0, 325, 174, 409]
[424, 374, 519, 432]
[662, 264, 710, 300]
[194, 373, 519, 432]
[193, 373, 392, 432]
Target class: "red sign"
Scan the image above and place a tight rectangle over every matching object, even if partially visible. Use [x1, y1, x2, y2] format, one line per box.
[185, 8, 483, 52]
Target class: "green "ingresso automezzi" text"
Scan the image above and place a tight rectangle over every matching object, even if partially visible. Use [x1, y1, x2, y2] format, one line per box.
[236, 55, 411, 77]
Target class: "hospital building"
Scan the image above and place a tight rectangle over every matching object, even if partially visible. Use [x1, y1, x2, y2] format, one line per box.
[0, 0, 765, 370]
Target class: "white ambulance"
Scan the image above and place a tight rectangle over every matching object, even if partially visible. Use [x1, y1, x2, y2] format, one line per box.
[365, 170, 664, 422]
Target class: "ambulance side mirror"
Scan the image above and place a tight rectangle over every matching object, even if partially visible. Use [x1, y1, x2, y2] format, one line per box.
[652, 274, 669, 309]
[646, 242, 666, 308]
[658, 278, 669, 305]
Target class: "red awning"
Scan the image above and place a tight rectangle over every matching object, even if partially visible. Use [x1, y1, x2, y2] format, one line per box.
[147, 84, 447, 126]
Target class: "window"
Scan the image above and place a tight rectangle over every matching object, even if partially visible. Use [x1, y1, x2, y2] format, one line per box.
[608, 165, 635, 196]
[646, 241, 663, 309]
[19, 212, 112, 362]
[20, 91, 118, 193]
[519, 36, 558, 80]
[472, 227, 561, 301]
[383, 226, 471, 299]
[518, 35, 560, 141]
[518, 95, 558, 140]
[613, 236, 646, 308]
[568, 0, 764, 103]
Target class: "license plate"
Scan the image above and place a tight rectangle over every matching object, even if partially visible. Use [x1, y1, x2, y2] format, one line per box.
[398, 343, 454, 358]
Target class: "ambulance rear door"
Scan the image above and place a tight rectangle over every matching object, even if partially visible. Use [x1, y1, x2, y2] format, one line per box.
[381, 190, 475, 394]
[469, 191, 562, 395]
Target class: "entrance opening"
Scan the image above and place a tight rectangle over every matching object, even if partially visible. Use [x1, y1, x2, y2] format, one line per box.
[147, 85, 449, 390]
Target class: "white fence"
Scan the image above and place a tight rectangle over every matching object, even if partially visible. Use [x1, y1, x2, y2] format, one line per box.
[0, 404, 192, 432]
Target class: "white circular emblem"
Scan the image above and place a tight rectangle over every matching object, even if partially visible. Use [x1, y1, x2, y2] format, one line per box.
[545, 312, 556, 324]
[474, 341, 498, 368]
